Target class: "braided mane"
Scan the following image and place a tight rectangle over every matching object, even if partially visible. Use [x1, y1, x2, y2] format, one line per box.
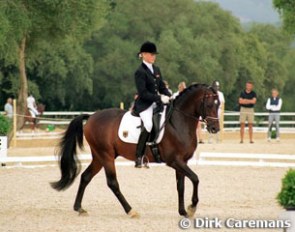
[174, 83, 210, 103]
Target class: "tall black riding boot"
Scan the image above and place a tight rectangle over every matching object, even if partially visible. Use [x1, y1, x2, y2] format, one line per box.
[135, 129, 150, 168]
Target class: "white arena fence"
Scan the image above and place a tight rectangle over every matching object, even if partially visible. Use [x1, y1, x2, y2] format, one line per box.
[0, 110, 293, 138]
[1, 111, 293, 168]
[222, 112, 295, 132]
[28, 111, 295, 132]
[1, 152, 295, 168]
[197, 152, 295, 168]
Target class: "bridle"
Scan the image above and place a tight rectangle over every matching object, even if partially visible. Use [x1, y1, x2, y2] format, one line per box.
[173, 88, 219, 124]
[200, 88, 219, 123]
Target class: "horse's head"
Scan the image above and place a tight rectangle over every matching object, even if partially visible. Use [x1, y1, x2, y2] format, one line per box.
[173, 84, 220, 133]
[37, 103, 46, 114]
[198, 85, 220, 133]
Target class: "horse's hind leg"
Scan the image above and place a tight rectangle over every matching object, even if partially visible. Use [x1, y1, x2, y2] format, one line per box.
[104, 159, 139, 218]
[73, 158, 102, 215]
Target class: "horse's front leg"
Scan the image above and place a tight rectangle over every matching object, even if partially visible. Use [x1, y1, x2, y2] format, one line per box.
[170, 160, 199, 217]
[176, 171, 187, 216]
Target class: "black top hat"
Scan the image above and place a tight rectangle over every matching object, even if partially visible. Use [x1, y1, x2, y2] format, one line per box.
[139, 41, 158, 54]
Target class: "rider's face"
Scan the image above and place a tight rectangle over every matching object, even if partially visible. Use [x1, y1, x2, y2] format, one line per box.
[142, 52, 156, 64]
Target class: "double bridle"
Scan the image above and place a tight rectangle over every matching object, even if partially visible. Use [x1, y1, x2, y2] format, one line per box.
[173, 89, 219, 124]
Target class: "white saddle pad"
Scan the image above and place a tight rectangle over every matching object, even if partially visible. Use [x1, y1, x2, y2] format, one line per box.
[118, 106, 167, 144]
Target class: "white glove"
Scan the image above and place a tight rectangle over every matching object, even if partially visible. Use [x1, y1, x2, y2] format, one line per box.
[160, 95, 170, 104]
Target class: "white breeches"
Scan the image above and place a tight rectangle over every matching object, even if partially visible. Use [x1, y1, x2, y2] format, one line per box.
[139, 103, 157, 133]
[28, 107, 39, 118]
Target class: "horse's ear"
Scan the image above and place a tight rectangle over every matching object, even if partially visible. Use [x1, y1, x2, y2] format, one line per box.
[208, 85, 216, 93]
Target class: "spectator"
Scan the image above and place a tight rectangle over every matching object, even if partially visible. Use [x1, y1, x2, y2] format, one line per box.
[239, 81, 257, 144]
[4, 97, 13, 147]
[163, 80, 173, 95]
[266, 88, 282, 142]
[208, 80, 225, 143]
[197, 120, 204, 144]
[4, 98, 13, 120]
[172, 81, 186, 99]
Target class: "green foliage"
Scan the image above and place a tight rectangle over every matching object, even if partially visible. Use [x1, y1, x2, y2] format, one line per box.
[273, 0, 295, 34]
[86, 0, 246, 108]
[277, 169, 295, 209]
[86, 0, 294, 111]
[0, 0, 109, 110]
[0, 0, 294, 111]
[0, 114, 11, 136]
[28, 40, 94, 110]
[281, 50, 295, 111]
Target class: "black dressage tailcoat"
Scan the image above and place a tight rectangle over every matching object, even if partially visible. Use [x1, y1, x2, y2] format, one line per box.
[134, 63, 171, 114]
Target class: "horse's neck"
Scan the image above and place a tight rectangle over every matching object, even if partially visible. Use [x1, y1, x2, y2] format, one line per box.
[174, 89, 203, 118]
[170, 90, 202, 137]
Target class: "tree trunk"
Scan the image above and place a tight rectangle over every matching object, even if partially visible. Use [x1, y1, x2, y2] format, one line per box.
[17, 37, 28, 129]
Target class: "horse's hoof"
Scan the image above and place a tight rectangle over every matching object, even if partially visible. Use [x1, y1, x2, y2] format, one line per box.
[179, 210, 188, 217]
[78, 208, 89, 216]
[128, 209, 140, 219]
[187, 205, 196, 218]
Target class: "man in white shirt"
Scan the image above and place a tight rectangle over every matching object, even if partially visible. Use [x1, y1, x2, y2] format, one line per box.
[208, 80, 225, 143]
[266, 88, 283, 142]
[27, 93, 39, 118]
[172, 82, 186, 99]
[4, 98, 13, 119]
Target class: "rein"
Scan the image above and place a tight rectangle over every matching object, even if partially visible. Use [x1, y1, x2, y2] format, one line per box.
[151, 88, 219, 143]
[173, 107, 199, 121]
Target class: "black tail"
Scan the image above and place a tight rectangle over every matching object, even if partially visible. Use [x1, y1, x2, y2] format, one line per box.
[51, 114, 90, 191]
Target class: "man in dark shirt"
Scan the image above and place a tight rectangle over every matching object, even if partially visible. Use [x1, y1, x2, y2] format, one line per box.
[238, 81, 257, 143]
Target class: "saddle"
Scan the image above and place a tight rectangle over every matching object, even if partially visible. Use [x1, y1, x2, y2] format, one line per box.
[118, 104, 173, 161]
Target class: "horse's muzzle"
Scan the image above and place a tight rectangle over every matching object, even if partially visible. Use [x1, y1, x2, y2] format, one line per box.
[206, 120, 220, 134]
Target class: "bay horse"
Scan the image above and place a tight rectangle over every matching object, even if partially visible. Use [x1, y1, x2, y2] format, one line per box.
[20, 103, 45, 131]
[51, 84, 220, 218]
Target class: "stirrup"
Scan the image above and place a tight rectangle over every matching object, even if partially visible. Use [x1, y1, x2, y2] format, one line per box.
[146, 141, 156, 146]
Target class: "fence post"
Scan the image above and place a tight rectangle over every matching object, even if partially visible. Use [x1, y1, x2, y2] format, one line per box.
[12, 99, 17, 147]
[120, 102, 124, 110]
[220, 102, 225, 141]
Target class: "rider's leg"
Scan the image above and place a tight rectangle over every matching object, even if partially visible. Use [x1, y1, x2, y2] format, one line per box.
[135, 128, 150, 168]
[29, 108, 36, 118]
[135, 104, 154, 168]
[32, 107, 39, 116]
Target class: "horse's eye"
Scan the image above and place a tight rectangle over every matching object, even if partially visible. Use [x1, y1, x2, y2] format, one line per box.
[214, 99, 218, 105]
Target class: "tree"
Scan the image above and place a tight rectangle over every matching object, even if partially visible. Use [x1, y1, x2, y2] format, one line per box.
[273, 0, 295, 34]
[247, 24, 293, 110]
[24, 40, 95, 110]
[85, 0, 245, 109]
[0, 0, 108, 127]
[281, 50, 295, 111]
